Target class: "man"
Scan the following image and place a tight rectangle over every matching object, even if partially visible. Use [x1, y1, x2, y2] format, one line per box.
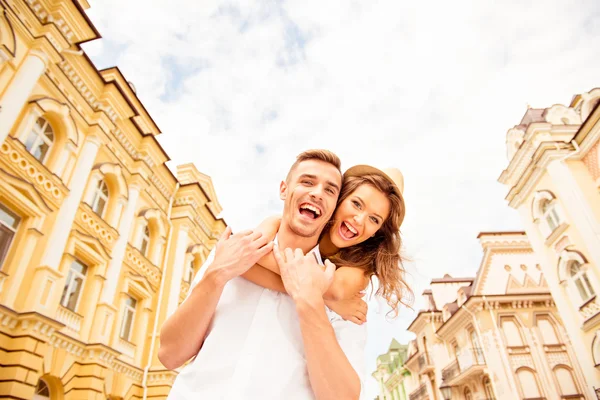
[159, 150, 366, 399]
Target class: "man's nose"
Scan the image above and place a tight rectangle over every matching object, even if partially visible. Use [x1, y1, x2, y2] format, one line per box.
[309, 185, 325, 200]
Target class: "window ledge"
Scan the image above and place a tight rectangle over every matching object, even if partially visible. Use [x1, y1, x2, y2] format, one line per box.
[544, 223, 569, 246]
[579, 295, 596, 310]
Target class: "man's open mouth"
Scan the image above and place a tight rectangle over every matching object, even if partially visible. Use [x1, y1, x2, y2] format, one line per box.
[339, 221, 358, 239]
[299, 203, 322, 220]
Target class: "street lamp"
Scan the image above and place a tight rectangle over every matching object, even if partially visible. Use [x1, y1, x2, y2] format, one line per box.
[439, 384, 453, 400]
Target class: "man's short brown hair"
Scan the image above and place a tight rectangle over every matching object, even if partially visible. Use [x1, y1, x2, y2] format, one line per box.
[286, 149, 342, 182]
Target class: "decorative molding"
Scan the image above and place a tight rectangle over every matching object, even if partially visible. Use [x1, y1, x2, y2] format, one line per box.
[124, 246, 161, 290]
[0, 138, 68, 208]
[74, 205, 118, 250]
[57, 60, 117, 121]
[24, 0, 75, 43]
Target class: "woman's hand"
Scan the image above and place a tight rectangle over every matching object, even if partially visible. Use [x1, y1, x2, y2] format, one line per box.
[325, 292, 368, 325]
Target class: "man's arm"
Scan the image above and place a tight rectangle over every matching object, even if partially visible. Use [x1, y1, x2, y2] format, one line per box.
[158, 228, 273, 370]
[274, 248, 362, 399]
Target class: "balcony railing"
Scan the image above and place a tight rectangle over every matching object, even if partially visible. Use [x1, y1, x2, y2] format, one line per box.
[56, 306, 83, 334]
[442, 347, 486, 385]
[417, 352, 429, 369]
[442, 359, 460, 381]
[118, 337, 136, 359]
[409, 384, 428, 400]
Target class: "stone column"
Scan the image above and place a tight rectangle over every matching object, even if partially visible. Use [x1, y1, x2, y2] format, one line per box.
[134, 300, 152, 365]
[165, 225, 189, 318]
[0, 50, 48, 144]
[3, 227, 43, 309]
[90, 186, 141, 344]
[39, 135, 102, 270]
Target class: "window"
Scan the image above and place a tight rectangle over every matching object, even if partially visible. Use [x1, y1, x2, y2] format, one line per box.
[568, 260, 595, 303]
[185, 258, 195, 283]
[470, 330, 485, 363]
[537, 317, 560, 345]
[60, 259, 87, 311]
[139, 226, 150, 257]
[90, 180, 109, 218]
[24, 117, 54, 163]
[483, 376, 495, 399]
[0, 203, 20, 269]
[120, 295, 137, 341]
[554, 366, 579, 396]
[516, 368, 542, 398]
[501, 318, 524, 347]
[33, 379, 50, 400]
[541, 200, 561, 232]
[464, 388, 473, 400]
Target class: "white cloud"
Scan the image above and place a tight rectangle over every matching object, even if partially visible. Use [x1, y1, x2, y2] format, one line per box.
[83, 0, 600, 396]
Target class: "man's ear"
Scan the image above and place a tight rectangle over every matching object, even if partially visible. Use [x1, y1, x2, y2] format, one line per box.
[279, 180, 288, 200]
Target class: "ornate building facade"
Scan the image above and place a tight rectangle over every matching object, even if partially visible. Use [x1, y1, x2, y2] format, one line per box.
[0, 1, 226, 399]
[393, 232, 589, 400]
[499, 87, 600, 392]
[372, 339, 410, 400]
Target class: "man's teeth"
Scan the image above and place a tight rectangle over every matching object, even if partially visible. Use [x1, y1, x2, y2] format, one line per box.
[301, 204, 321, 216]
[344, 222, 357, 234]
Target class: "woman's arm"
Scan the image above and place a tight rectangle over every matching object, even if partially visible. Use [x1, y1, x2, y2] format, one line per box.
[325, 292, 368, 325]
[323, 266, 369, 301]
[242, 265, 286, 292]
[254, 216, 282, 274]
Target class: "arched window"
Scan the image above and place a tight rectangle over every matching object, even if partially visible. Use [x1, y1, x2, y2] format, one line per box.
[464, 387, 473, 400]
[516, 368, 542, 398]
[24, 117, 54, 163]
[501, 317, 524, 347]
[536, 316, 560, 345]
[554, 366, 580, 396]
[90, 180, 109, 218]
[568, 260, 595, 302]
[33, 379, 50, 400]
[483, 376, 495, 399]
[139, 226, 150, 257]
[541, 199, 561, 232]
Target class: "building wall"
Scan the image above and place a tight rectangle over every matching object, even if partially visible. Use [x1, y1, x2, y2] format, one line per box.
[499, 88, 600, 393]
[0, 2, 226, 399]
[398, 233, 589, 400]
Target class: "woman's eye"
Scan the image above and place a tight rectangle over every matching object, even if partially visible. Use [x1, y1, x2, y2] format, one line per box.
[352, 200, 361, 209]
[370, 217, 379, 224]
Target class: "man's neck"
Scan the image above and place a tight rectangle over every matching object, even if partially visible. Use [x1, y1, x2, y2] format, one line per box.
[277, 223, 319, 254]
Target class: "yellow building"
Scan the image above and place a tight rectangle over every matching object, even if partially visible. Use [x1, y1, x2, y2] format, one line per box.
[399, 232, 589, 400]
[499, 88, 600, 393]
[0, 1, 226, 399]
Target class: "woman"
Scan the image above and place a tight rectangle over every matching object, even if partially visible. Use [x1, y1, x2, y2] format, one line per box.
[242, 165, 412, 323]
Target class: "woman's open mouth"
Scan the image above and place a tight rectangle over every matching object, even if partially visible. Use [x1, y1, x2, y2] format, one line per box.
[339, 221, 358, 240]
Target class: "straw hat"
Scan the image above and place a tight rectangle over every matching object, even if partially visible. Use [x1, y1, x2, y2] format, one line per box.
[343, 165, 406, 225]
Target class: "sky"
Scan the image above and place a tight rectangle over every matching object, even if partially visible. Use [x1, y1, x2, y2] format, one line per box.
[82, 0, 600, 397]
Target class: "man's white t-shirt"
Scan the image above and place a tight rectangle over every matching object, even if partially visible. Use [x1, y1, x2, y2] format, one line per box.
[167, 243, 367, 399]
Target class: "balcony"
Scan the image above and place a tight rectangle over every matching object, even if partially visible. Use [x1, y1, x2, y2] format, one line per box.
[409, 383, 429, 400]
[417, 352, 434, 374]
[441, 347, 486, 386]
[56, 306, 83, 335]
[117, 337, 136, 360]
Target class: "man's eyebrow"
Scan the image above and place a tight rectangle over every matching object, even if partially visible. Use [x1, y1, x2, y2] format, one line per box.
[326, 180, 340, 192]
[298, 174, 317, 180]
[355, 196, 383, 220]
